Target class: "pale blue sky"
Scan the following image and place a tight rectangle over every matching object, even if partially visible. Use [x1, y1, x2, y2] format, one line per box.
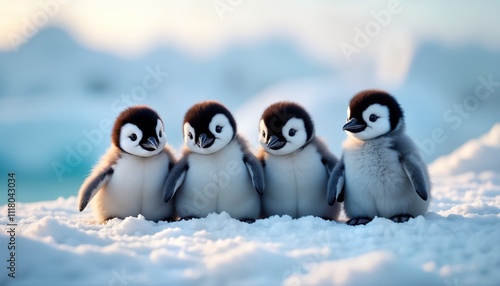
[1, 1, 499, 59]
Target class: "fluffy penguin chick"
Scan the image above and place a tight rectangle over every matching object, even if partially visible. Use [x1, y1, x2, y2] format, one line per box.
[259, 101, 340, 220]
[163, 101, 264, 221]
[78, 105, 176, 223]
[328, 90, 431, 225]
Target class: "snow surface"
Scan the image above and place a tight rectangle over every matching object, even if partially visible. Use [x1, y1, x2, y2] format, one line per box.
[1, 127, 500, 286]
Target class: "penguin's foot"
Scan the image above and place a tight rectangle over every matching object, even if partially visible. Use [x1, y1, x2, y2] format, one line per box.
[240, 218, 256, 224]
[390, 214, 413, 223]
[346, 217, 372, 226]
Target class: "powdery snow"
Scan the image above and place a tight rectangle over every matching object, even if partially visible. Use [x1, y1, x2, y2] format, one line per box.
[1, 127, 500, 285]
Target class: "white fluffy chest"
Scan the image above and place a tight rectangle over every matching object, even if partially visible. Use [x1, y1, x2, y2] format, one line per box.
[177, 140, 260, 219]
[343, 138, 407, 193]
[265, 144, 327, 195]
[91, 150, 173, 221]
[107, 152, 170, 198]
[183, 141, 249, 193]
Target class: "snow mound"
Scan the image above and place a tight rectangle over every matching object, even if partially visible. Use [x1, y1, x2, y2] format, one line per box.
[1, 170, 500, 285]
[430, 123, 500, 176]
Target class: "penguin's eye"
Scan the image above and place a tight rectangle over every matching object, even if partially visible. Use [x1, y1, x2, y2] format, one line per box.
[262, 130, 266, 138]
[215, 125, 223, 133]
[159, 130, 163, 137]
[188, 132, 193, 140]
[129, 134, 137, 141]
[289, 129, 297, 137]
[369, 114, 378, 122]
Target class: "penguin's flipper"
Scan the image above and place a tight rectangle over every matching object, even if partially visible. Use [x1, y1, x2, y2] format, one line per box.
[163, 157, 189, 202]
[314, 138, 339, 175]
[401, 152, 429, 201]
[78, 167, 114, 212]
[327, 158, 345, 205]
[243, 154, 265, 195]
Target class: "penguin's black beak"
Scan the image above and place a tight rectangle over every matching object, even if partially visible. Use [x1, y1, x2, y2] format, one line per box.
[197, 133, 214, 149]
[141, 137, 159, 151]
[267, 135, 286, 150]
[343, 118, 366, 133]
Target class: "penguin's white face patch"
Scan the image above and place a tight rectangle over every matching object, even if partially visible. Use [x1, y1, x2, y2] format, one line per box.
[156, 119, 167, 151]
[261, 118, 308, 156]
[184, 114, 234, 155]
[120, 122, 164, 157]
[349, 104, 391, 141]
[258, 119, 269, 146]
[184, 122, 197, 150]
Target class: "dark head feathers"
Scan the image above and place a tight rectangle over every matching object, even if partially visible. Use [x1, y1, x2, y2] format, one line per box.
[112, 105, 162, 149]
[183, 100, 237, 136]
[261, 101, 314, 141]
[349, 90, 404, 130]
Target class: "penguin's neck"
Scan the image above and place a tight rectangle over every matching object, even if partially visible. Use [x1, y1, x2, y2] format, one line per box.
[121, 151, 151, 162]
[296, 136, 314, 153]
[345, 120, 405, 149]
[189, 138, 237, 157]
[344, 134, 392, 151]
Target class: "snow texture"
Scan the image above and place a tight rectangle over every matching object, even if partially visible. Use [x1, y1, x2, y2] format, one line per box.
[1, 125, 500, 285]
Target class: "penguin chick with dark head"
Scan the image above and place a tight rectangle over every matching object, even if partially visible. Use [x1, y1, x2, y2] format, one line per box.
[163, 101, 264, 222]
[259, 101, 340, 220]
[328, 90, 431, 226]
[78, 105, 176, 223]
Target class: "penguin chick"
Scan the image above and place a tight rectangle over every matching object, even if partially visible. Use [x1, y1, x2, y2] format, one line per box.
[163, 101, 264, 222]
[78, 105, 176, 223]
[259, 101, 340, 220]
[328, 90, 431, 225]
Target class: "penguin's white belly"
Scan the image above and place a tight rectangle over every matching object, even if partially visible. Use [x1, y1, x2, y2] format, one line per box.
[176, 142, 260, 219]
[95, 152, 174, 221]
[263, 145, 339, 219]
[343, 141, 427, 218]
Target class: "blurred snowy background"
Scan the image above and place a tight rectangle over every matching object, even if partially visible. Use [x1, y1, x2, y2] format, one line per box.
[1, 0, 500, 202]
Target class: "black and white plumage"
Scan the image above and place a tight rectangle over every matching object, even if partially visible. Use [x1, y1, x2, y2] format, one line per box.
[328, 90, 431, 225]
[163, 101, 264, 221]
[259, 102, 340, 220]
[78, 105, 176, 223]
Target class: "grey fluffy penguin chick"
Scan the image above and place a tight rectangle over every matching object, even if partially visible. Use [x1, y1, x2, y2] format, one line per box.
[328, 90, 431, 226]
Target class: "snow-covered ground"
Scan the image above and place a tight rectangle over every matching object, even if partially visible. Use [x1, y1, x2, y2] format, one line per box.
[1, 124, 500, 285]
